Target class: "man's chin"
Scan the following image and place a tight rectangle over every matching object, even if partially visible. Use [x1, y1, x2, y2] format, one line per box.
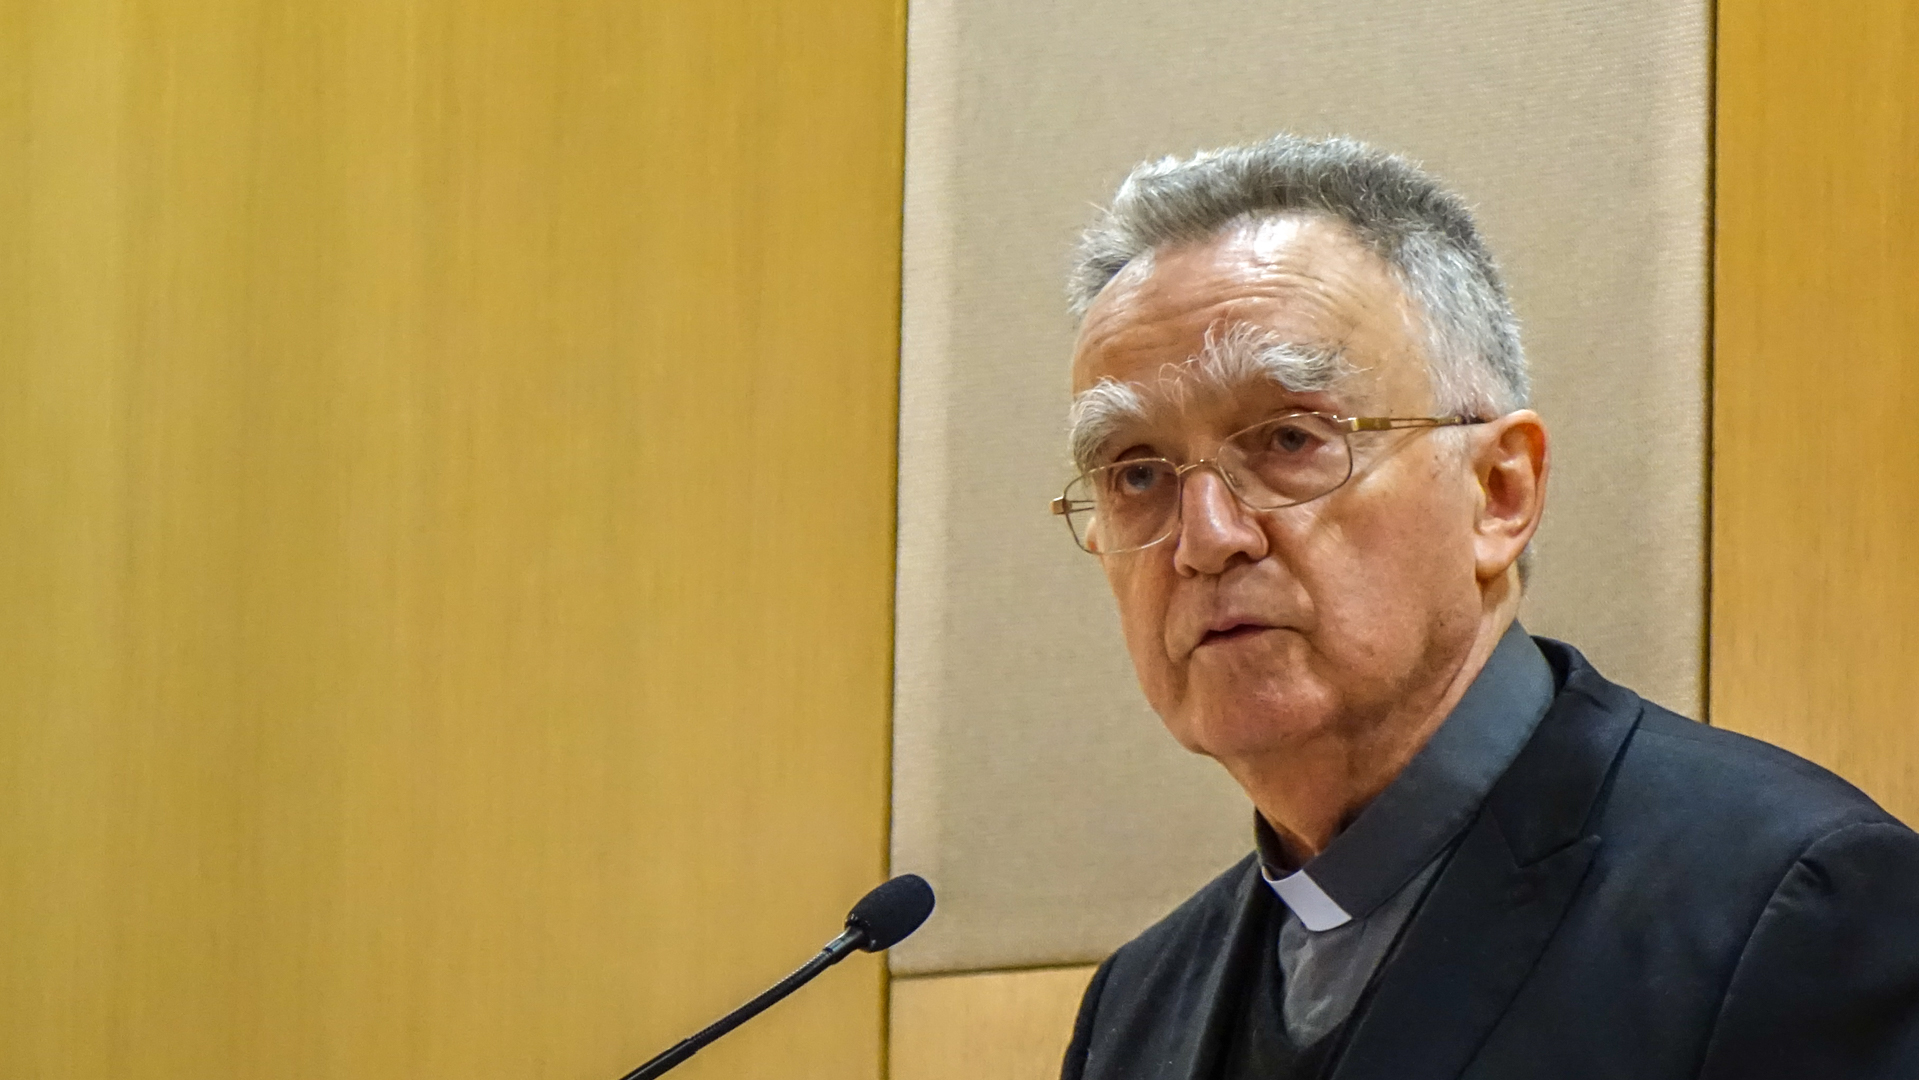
[1168, 680, 1337, 761]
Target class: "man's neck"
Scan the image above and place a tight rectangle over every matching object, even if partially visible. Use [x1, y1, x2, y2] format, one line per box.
[1229, 600, 1522, 868]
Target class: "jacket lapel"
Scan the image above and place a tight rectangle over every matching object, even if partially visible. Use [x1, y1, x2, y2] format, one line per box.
[1164, 860, 1276, 1080]
[1330, 647, 1643, 1080]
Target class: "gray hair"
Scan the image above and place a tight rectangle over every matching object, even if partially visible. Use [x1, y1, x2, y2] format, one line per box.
[1068, 134, 1528, 418]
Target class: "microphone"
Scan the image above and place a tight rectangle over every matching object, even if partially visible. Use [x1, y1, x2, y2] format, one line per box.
[618, 874, 935, 1080]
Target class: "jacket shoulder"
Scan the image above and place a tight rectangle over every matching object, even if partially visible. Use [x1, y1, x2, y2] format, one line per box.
[1103, 852, 1257, 979]
[1068, 853, 1260, 1078]
[1538, 636, 1901, 844]
[1620, 700, 1899, 839]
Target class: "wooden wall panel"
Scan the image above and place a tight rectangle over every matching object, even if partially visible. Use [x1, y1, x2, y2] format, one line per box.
[0, 3, 904, 1078]
[890, 967, 1097, 1080]
[1713, 0, 1918, 820]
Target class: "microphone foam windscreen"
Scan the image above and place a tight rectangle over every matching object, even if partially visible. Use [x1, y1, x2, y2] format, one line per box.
[845, 874, 936, 952]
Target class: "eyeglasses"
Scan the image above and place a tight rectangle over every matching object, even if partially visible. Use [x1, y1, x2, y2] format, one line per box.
[1050, 411, 1486, 555]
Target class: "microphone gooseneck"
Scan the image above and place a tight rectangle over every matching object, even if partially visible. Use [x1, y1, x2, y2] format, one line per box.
[618, 874, 935, 1080]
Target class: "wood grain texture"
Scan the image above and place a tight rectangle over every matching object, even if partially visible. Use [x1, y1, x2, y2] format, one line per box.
[0, 3, 904, 1078]
[890, 967, 1098, 1080]
[1713, 1, 1919, 819]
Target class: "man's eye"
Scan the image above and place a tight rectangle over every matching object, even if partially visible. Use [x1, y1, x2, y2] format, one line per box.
[1108, 462, 1164, 496]
[1269, 422, 1319, 454]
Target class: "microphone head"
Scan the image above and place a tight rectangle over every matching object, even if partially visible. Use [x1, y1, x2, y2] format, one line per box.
[844, 874, 936, 952]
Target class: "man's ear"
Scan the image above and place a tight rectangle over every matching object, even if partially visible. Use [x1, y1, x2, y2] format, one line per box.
[1471, 410, 1549, 583]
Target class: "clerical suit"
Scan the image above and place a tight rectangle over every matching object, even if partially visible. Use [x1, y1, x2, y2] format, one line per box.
[1061, 635, 1919, 1079]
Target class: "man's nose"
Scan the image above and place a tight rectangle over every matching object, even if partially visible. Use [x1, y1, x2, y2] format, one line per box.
[1172, 466, 1269, 576]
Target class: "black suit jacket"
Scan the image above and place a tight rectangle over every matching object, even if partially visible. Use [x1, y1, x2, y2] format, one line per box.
[1062, 639, 1919, 1079]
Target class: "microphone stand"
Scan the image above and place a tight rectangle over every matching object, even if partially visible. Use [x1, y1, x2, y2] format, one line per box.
[619, 927, 866, 1080]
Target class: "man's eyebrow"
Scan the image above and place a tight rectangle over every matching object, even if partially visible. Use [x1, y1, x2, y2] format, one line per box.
[1068, 378, 1149, 473]
[1065, 325, 1358, 472]
[1196, 324, 1355, 397]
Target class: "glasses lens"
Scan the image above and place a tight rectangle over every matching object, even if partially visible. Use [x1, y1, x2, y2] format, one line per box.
[1220, 413, 1353, 508]
[1065, 458, 1179, 553]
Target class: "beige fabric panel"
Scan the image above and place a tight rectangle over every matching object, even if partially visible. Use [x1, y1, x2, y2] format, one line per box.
[893, 0, 1710, 974]
[890, 967, 1099, 1080]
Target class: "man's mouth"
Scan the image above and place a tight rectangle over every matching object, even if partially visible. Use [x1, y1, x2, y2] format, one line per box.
[1199, 622, 1271, 647]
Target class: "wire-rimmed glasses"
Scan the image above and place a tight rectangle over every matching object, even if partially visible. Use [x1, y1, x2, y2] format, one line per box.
[1050, 410, 1486, 554]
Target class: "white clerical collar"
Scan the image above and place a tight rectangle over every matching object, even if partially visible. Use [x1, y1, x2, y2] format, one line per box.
[1260, 865, 1353, 931]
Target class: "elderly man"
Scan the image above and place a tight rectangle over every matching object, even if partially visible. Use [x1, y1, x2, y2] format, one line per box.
[1052, 135, 1919, 1079]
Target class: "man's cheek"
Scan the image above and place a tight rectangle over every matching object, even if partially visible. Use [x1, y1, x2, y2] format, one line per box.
[1117, 606, 1179, 706]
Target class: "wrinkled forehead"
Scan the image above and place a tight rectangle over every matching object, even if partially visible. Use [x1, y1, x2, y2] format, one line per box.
[1064, 218, 1435, 470]
[1068, 215, 1422, 401]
